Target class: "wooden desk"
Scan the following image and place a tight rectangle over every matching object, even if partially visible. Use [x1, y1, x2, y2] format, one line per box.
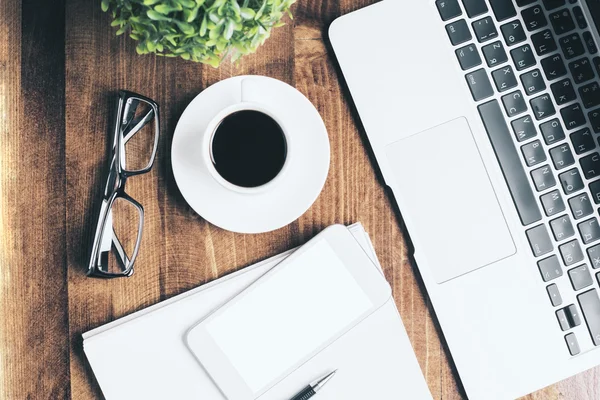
[0, 0, 598, 398]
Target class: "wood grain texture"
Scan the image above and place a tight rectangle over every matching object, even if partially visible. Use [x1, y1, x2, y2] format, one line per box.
[0, 0, 598, 398]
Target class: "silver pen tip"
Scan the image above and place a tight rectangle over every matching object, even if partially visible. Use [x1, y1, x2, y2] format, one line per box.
[313, 370, 337, 392]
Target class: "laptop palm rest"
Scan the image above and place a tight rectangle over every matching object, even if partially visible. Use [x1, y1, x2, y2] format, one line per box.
[385, 117, 516, 283]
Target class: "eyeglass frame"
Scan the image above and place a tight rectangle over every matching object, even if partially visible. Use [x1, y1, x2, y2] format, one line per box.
[87, 90, 160, 278]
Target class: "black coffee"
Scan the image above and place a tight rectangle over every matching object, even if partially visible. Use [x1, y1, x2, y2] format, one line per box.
[210, 110, 287, 188]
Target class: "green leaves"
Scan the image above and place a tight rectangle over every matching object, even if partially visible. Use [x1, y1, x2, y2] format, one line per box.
[102, 0, 296, 67]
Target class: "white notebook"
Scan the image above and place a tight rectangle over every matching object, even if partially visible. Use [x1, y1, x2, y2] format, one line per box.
[83, 223, 432, 400]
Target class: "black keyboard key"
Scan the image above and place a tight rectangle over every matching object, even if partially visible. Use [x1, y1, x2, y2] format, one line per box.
[478, 100, 542, 225]
[489, 0, 517, 21]
[551, 79, 577, 106]
[569, 58, 596, 85]
[539, 255, 563, 281]
[561, 103, 586, 130]
[482, 41, 508, 67]
[511, 44, 537, 70]
[540, 118, 565, 145]
[541, 54, 567, 81]
[557, 308, 571, 330]
[595, 57, 600, 76]
[456, 44, 483, 70]
[521, 69, 546, 96]
[446, 20, 472, 45]
[578, 289, 600, 345]
[565, 333, 580, 355]
[516, 0, 537, 5]
[437, 0, 463, 21]
[531, 164, 556, 191]
[550, 143, 575, 169]
[580, 82, 600, 109]
[559, 168, 584, 194]
[547, 283, 563, 306]
[560, 33, 585, 60]
[527, 224, 554, 256]
[569, 193, 593, 219]
[473, 17, 499, 43]
[578, 217, 600, 244]
[590, 109, 600, 133]
[522, 5, 548, 31]
[560, 238, 584, 265]
[566, 303, 583, 326]
[542, 0, 566, 10]
[462, 0, 488, 17]
[587, 243, 600, 268]
[466, 69, 494, 101]
[492, 65, 518, 92]
[573, 6, 587, 29]
[569, 264, 594, 290]
[531, 94, 556, 120]
[583, 31, 598, 55]
[541, 189, 566, 216]
[549, 9, 575, 35]
[501, 20, 527, 46]
[570, 128, 595, 154]
[590, 179, 600, 204]
[502, 90, 527, 116]
[551, 214, 575, 240]
[531, 29, 557, 56]
[522, 140, 546, 166]
[512, 115, 536, 141]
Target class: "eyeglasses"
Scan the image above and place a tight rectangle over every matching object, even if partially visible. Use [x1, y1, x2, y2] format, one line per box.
[87, 91, 160, 278]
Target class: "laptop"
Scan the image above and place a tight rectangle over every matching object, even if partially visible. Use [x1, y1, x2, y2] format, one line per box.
[330, 0, 600, 399]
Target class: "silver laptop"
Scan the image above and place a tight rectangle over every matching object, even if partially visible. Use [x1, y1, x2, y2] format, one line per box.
[330, 0, 600, 398]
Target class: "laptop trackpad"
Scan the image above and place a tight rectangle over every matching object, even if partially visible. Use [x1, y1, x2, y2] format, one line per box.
[385, 118, 516, 283]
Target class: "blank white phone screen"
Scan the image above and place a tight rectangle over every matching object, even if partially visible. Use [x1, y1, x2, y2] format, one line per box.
[205, 239, 373, 393]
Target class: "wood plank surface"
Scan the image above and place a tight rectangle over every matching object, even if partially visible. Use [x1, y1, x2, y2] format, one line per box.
[0, 0, 599, 398]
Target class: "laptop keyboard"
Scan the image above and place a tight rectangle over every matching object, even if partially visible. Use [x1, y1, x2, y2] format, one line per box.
[438, 0, 600, 355]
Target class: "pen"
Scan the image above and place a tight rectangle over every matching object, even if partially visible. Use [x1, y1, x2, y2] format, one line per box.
[289, 370, 337, 400]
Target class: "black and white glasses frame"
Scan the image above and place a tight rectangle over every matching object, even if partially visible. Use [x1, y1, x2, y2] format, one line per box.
[87, 90, 160, 278]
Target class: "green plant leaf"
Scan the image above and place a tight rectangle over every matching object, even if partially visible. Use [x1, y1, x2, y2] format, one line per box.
[200, 14, 208, 36]
[143, 0, 161, 4]
[239, 7, 254, 20]
[155, 3, 182, 14]
[223, 19, 235, 40]
[174, 20, 196, 34]
[101, 0, 109, 12]
[147, 10, 171, 20]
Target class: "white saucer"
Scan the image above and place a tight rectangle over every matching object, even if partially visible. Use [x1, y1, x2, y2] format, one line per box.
[172, 76, 330, 234]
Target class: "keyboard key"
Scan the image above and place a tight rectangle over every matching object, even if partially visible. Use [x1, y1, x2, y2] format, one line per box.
[502, 91, 527, 117]
[531, 164, 556, 191]
[578, 289, 600, 345]
[473, 17, 499, 43]
[462, 0, 488, 17]
[559, 168, 584, 195]
[547, 283, 563, 306]
[590, 109, 600, 133]
[580, 82, 600, 109]
[551, 79, 577, 106]
[569, 193, 593, 219]
[446, 20, 472, 45]
[501, 20, 527, 46]
[549, 143, 575, 170]
[588, 244, 600, 268]
[521, 69, 546, 96]
[527, 224, 554, 256]
[569, 264, 594, 290]
[560, 239, 584, 265]
[531, 29, 557, 56]
[565, 333, 580, 355]
[570, 128, 595, 155]
[583, 31, 598, 55]
[437, 0, 463, 21]
[478, 100, 542, 225]
[512, 115, 536, 141]
[511, 44, 537, 70]
[466, 69, 494, 101]
[561, 103, 586, 130]
[516, 0, 537, 5]
[569, 58, 595, 85]
[560, 34, 585, 60]
[549, 9, 575, 35]
[542, 0, 566, 10]
[590, 179, 600, 204]
[573, 6, 587, 29]
[482, 41, 508, 67]
[489, 0, 517, 21]
[595, 57, 600, 76]
[550, 214, 575, 240]
[541, 54, 567, 81]
[522, 140, 546, 166]
[541, 189, 566, 216]
[522, 5, 548, 31]
[456, 44, 483, 70]
[492, 65, 518, 92]
[531, 94, 556, 120]
[557, 308, 571, 330]
[567, 304, 583, 326]
[540, 119, 565, 145]
[539, 255, 563, 281]
[578, 217, 600, 244]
